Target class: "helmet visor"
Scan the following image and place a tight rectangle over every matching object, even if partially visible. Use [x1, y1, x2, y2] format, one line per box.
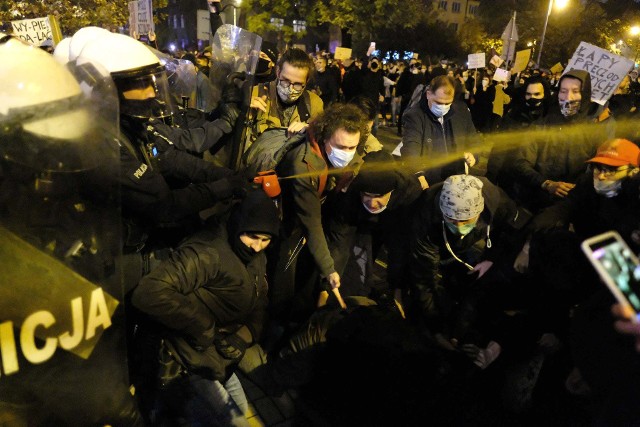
[115, 68, 175, 119]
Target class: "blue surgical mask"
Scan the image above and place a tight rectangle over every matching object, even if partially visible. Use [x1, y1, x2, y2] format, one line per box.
[593, 178, 622, 198]
[430, 103, 451, 118]
[445, 220, 476, 236]
[327, 146, 355, 168]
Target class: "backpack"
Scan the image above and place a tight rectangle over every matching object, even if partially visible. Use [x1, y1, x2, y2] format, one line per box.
[240, 127, 307, 177]
[407, 83, 426, 109]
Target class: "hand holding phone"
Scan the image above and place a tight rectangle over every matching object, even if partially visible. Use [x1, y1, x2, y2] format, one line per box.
[582, 231, 640, 323]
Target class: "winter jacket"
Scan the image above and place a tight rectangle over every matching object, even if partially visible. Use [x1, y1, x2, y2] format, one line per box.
[410, 177, 531, 318]
[131, 223, 268, 381]
[250, 80, 324, 137]
[400, 95, 478, 185]
[277, 133, 363, 278]
[509, 70, 615, 211]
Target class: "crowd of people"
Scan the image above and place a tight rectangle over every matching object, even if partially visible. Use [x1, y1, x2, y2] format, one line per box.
[3, 1, 640, 425]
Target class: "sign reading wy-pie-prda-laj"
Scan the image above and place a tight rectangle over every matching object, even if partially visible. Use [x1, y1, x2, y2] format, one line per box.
[11, 17, 53, 46]
[565, 42, 634, 105]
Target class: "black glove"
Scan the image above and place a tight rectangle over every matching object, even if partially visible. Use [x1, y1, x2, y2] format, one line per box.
[217, 102, 240, 133]
[214, 333, 248, 362]
[222, 79, 244, 104]
[208, 175, 250, 200]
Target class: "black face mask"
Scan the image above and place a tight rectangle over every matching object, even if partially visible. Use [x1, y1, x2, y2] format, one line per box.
[370, 62, 379, 70]
[231, 235, 259, 265]
[525, 98, 543, 109]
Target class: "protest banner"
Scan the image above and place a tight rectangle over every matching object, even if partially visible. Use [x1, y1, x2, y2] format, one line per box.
[197, 9, 210, 41]
[11, 16, 59, 46]
[550, 62, 564, 74]
[511, 49, 531, 73]
[493, 68, 510, 82]
[129, 0, 154, 37]
[334, 47, 352, 61]
[468, 52, 486, 69]
[565, 41, 634, 105]
[490, 54, 504, 68]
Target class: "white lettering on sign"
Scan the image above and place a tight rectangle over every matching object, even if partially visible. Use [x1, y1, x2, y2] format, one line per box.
[0, 288, 113, 378]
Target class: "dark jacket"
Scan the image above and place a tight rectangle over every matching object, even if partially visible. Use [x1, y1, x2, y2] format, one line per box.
[359, 68, 385, 105]
[400, 95, 478, 184]
[310, 69, 339, 106]
[277, 135, 363, 277]
[528, 172, 640, 252]
[131, 222, 269, 380]
[410, 177, 531, 318]
[509, 70, 615, 211]
[325, 169, 424, 291]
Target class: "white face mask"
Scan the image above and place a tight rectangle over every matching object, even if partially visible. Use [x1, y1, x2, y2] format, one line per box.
[362, 202, 387, 214]
[327, 146, 355, 168]
[430, 103, 451, 118]
[593, 178, 622, 198]
[482, 79, 489, 88]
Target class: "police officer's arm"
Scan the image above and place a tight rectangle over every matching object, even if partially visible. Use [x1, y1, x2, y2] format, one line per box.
[132, 241, 221, 347]
[159, 147, 234, 184]
[149, 113, 236, 154]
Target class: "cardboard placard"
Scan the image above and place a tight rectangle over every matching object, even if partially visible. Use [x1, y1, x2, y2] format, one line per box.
[490, 55, 504, 68]
[511, 49, 531, 73]
[468, 52, 486, 69]
[196, 9, 210, 41]
[334, 47, 352, 61]
[550, 62, 564, 74]
[129, 0, 154, 37]
[565, 42, 635, 105]
[11, 16, 56, 46]
[493, 68, 510, 82]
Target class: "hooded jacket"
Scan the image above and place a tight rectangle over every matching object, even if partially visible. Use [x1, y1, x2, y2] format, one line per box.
[410, 177, 531, 319]
[131, 191, 279, 381]
[509, 69, 615, 211]
[401, 95, 478, 185]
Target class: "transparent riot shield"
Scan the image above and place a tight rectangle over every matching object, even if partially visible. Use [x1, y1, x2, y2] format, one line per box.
[147, 46, 198, 110]
[0, 43, 140, 425]
[208, 24, 262, 169]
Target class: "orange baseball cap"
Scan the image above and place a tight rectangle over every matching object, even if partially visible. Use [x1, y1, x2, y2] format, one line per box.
[586, 139, 640, 167]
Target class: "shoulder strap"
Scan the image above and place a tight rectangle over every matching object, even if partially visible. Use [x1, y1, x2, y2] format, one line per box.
[297, 91, 312, 123]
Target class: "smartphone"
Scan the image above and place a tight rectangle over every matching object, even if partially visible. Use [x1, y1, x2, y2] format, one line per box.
[582, 231, 640, 323]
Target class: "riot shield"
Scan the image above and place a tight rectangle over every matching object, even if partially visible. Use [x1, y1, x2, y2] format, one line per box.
[208, 24, 262, 169]
[147, 46, 198, 109]
[0, 43, 140, 425]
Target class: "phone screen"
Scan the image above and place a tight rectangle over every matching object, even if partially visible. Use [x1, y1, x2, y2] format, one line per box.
[589, 237, 640, 314]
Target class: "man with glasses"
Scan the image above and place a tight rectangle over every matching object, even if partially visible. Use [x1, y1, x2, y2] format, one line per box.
[249, 48, 323, 141]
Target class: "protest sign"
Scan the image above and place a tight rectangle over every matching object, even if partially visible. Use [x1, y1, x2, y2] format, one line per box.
[550, 62, 564, 74]
[412, 52, 419, 59]
[565, 41, 634, 105]
[490, 55, 504, 68]
[493, 68, 510, 82]
[129, 0, 154, 37]
[197, 9, 210, 41]
[511, 49, 531, 73]
[11, 16, 55, 46]
[468, 52, 486, 69]
[334, 47, 352, 61]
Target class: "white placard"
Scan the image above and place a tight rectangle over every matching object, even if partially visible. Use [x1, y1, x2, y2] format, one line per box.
[11, 17, 52, 46]
[565, 42, 635, 105]
[468, 52, 486, 69]
[197, 9, 210, 41]
[129, 0, 154, 37]
[493, 68, 510, 82]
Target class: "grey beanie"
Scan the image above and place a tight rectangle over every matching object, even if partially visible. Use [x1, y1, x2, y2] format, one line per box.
[439, 175, 484, 220]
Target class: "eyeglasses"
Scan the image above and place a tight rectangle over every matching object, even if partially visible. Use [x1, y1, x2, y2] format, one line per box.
[278, 78, 305, 91]
[592, 164, 629, 178]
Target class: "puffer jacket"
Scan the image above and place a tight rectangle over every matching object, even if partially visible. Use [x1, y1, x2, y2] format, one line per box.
[131, 223, 268, 380]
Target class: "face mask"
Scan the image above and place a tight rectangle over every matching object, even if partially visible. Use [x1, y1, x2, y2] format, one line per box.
[593, 178, 622, 198]
[327, 146, 355, 168]
[430, 103, 451, 118]
[463, 75, 468, 82]
[559, 99, 581, 117]
[411, 68, 419, 75]
[277, 80, 304, 103]
[482, 80, 489, 88]
[231, 235, 259, 264]
[525, 98, 543, 109]
[362, 201, 387, 214]
[370, 62, 379, 70]
[445, 220, 476, 236]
